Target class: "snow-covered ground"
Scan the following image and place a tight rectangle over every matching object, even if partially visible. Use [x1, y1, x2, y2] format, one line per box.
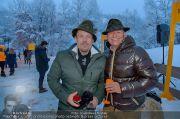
[0, 58, 59, 111]
[146, 45, 180, 111]
[0, 45, 180, 113]
[146, 44, 180, 67]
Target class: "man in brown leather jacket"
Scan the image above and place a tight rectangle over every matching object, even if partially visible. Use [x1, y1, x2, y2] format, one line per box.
[103, 19, 163, 119]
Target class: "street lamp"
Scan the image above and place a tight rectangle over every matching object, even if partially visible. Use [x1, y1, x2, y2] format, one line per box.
[8, 38, 9, 48]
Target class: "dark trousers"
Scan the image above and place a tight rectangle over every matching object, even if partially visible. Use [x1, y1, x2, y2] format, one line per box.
[9, 64, 15, 74]
[15, 61, 17, 68]
[38, 71, 46, 89]
[0, 61, 5, 74]
[24, 59, 27, 64]
[24, 57, 28, 64]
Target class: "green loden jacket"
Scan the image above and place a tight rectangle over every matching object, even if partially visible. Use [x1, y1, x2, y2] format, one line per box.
[47, 44, 106, 110]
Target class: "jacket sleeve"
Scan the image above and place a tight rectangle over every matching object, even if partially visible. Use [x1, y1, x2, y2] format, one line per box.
[121, 47, 157, 98]
[14, 54, 17, 64]
[47, 52, 69, 105]
[41, 50, 50, 62]
[94, 70, 105, 104]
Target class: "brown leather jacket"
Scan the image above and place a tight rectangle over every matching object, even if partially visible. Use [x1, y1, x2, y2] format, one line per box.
[105, 35, 157, 110]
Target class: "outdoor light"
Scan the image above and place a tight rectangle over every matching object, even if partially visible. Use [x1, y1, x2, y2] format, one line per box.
[15, 85, 26, 94]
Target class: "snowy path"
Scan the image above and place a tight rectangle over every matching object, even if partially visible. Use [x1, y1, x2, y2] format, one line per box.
[0, 56, 58, 111]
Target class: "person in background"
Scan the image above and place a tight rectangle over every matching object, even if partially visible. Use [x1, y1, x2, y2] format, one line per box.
[5, 48, 9, 68]
[14, 49, 18, 68]
[23, 49, 28, 64]
[26, 50, 32, 64]
[18, 51, 21, 61]
[7, 48, 17, 76]
[0, 47, 6, 77]
[35, 40, 50, 93]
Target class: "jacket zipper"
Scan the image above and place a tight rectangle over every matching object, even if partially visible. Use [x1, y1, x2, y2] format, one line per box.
[110, 51, 115, 79]
[110, 50, 116, 106]
[110, 50, 139, 106]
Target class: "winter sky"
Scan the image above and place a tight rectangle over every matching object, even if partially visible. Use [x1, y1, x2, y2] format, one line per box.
[97, 0, 145, 17]
[1, 0, 145, 17]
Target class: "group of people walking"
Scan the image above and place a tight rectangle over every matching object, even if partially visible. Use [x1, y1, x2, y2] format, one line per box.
[0, 47, 17, 77]
[23, 49, 32, 65]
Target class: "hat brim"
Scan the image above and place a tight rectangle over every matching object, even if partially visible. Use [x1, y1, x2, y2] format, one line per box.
[72, 28, 97, 42]
[102, 27, 130, 35]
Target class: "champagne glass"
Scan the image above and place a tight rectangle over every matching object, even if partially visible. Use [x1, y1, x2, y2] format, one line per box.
[103, 79, 114, 105]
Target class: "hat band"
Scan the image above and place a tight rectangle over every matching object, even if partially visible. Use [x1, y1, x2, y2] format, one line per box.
[107, 26, 124, 33]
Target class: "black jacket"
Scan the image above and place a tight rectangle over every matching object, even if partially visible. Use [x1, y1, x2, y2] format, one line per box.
[105, 35, 157, 110]
[35, 45, 50, 72]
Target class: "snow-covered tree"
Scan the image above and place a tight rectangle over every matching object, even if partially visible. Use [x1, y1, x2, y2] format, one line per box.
[7, 0, 35, 48]
[31, 0, 56, 44]
[144, 0, 172, 48]
[47, 0, 73, 55]
[175, 24, 180, 44]
[0, 7, 14, 46]
[2, 0, 175, 54]
[14, 12, 36, 48]
[71, 0, 88, 25]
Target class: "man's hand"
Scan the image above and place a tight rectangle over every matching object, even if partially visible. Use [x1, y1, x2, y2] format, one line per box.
[67, 91, 80, 107]
[89, 96, 98, 108]
[106, 82, 121, 93]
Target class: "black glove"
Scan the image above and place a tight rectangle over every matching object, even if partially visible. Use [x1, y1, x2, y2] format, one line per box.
[78, 91, 93, 109]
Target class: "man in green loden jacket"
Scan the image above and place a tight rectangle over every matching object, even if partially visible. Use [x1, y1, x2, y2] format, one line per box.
[47, 20, 106, 111]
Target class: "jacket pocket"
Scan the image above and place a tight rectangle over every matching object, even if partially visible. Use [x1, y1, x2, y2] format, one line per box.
[90, 69, 102, 82]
